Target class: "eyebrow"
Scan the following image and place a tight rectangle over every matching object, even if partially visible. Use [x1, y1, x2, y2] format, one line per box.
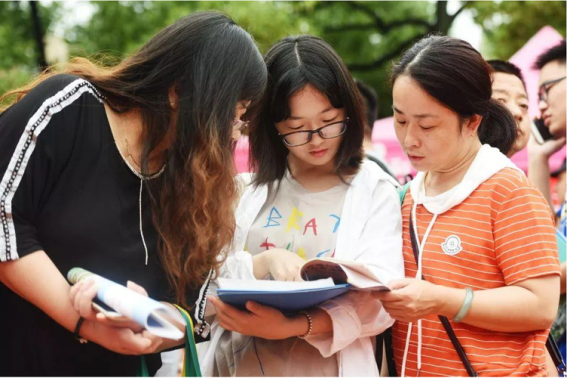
[493, 88, 528, 100]
[289, 106, 335, 120]
[392, 105, 438, 118]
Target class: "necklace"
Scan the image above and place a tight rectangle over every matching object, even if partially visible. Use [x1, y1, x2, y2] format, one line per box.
[124, 136, 142, 169]
[115, 122, 166, 266]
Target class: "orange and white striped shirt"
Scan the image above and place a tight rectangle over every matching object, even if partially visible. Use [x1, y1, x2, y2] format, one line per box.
[393, 168, 561, 377]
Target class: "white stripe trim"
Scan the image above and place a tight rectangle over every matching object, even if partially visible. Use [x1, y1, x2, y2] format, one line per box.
[496, 217, 557, 234]
[498, 233, 556, 249]
[500, 248, 559, 265]
[501, 256, 559, 273]
[474, 188, 508, 198]
[496, 203, 552, 222]
[495, 224, 557, 243]
[501, 193, 544, 206]
[423, 257, 503, 275]
[0, 78, 103, 261]
[496, 212, 552, 226]
[505, 264, 560, 280]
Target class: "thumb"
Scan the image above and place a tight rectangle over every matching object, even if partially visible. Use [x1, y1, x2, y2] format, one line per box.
[387, 278, 413, 291]
[127, 281, 149, 297]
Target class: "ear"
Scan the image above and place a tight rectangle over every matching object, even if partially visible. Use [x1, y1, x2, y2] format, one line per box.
[168, 85, 180, 110]
[464, 114, 483, 136]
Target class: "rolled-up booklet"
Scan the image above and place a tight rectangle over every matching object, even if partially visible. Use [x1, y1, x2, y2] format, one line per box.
[67, 268, 185, 340]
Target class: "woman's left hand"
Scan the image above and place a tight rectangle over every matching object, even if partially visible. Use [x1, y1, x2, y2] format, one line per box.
[207, 296, 306, 340]
[373, 278, 443, 323]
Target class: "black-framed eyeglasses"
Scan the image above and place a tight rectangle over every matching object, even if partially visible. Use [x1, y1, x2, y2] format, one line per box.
[278, 118, 349, 147]
[538, 76, 566, 103]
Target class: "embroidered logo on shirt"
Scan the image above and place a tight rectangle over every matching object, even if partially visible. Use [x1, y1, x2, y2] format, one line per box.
[442, 235, 462, 256]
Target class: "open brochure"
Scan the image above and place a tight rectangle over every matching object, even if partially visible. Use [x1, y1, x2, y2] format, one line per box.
[216, 258, 389, 311]
[300, 257, 390, 291]
[67, 268, 185, 340]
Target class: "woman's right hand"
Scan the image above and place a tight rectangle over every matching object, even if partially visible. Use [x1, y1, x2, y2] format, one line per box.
[252, 248, 305, 281]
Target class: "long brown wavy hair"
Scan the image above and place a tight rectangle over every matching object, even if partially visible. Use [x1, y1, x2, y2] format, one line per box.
[1, 11, 267, 308]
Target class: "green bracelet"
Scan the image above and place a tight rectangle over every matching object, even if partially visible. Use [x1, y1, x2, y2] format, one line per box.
[453, 287, 474, 323]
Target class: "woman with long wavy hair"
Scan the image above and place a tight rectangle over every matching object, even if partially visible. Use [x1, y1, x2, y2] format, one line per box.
[0, 11, 266, 376]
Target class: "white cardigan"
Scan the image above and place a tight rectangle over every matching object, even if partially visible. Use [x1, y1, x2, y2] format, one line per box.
[195, 160, 405, 377]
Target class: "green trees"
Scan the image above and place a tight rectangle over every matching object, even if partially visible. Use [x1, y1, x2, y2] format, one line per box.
[1, 1, 565, 116]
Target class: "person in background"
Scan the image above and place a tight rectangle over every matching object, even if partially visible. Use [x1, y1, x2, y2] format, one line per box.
[0, 12, 267, 376]
[374, 35, 560, 377]
[487, 60, 531, 157]
[355, 79, 397, 179]
[528, 40, 567, 363]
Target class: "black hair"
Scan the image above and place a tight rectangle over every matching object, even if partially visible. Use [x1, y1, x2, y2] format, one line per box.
[534, 40, 567, 70]
[487, 60, 527, 89]
[355, 79, 379, 139]
[250, 35, 365, 186]
[391, 35, 517, 156]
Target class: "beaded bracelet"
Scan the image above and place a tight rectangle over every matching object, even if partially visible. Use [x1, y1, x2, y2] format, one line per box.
[297, 310, 313, 339]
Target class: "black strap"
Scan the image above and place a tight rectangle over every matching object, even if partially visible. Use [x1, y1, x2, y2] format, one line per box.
[547, 333, 567, 376]
[409, 212, 478, 377]
[375, 328, 399, 377]
[375, 332, 384, 370]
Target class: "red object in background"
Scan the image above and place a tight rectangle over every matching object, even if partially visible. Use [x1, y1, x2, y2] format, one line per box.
[234, 136, 250, 173]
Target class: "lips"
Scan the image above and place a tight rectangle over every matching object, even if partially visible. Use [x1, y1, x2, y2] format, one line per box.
[407, 154, 424, 162]
[543, 114, 552, 126]
[309, 149, 328, 158]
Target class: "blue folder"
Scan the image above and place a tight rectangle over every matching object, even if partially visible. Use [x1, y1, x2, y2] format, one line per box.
[217, 283, 351, 312]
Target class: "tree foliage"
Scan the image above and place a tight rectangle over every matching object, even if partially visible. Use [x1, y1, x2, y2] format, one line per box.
[470, 1, 566, 59]
[1, 1, 565, 116]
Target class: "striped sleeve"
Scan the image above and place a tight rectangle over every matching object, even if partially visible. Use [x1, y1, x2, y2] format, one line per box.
[494, 184, 561, 285]
[0, 75, 104, 262]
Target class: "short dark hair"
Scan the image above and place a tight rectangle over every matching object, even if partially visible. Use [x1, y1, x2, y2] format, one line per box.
[250, 35, 365, 186]
[487, 60, 526, 89]
[534, 40, 566, 70]
[391, 35, 517, 156]
[355, 80, 378, 139]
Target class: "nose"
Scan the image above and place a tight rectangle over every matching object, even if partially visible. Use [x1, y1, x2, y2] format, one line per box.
[510, 104, 523, 122]
[403, 123, 421, 149]
[539, 98, 549, 113]
[309, 131, 325, 146]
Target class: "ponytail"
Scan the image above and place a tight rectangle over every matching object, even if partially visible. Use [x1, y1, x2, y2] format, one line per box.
[477, 98, 518, 156]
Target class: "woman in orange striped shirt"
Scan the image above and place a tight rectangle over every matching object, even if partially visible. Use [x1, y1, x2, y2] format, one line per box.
[374, 36, 561, 377]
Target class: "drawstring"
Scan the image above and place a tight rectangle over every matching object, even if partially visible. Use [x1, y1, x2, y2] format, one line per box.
[401, 197, 438, 377]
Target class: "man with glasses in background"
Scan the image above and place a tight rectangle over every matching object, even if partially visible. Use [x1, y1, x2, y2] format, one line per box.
[528, 39, 567, 364]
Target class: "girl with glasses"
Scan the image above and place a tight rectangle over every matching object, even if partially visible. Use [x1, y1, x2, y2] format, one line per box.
[198, 35, 404, 376]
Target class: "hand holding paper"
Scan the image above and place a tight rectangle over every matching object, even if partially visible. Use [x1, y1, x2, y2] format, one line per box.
[68, 268, 185, 340]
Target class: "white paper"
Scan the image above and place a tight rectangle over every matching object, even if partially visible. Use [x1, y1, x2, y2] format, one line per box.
[217, 277, 335, 292]
[68, 268, 185, 340]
